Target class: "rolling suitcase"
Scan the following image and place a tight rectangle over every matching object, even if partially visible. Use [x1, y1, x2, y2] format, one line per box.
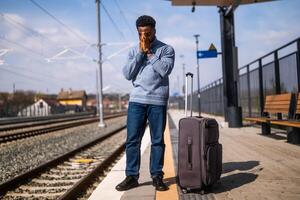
[178, 72, 222, 193]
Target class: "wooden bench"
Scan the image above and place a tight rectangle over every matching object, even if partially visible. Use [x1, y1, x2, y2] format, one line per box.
[244, 93, 300, 144]
[269, 93, 300, 144]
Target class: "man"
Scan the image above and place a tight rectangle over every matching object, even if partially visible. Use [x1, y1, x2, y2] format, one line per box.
[116, 15, 175, 191]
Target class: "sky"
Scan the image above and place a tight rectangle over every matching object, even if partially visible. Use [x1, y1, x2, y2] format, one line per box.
[0, 0, 299, 96]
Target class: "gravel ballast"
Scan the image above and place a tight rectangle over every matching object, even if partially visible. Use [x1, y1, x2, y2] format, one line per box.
[0, 116, 126, 184]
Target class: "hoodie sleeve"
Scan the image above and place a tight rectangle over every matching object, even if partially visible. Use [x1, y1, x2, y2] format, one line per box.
[149, 45, 175, 78]
[122, 48, 145, 80]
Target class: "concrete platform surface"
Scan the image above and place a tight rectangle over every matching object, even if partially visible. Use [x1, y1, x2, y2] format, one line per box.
[88, 114, 177, 200]
[88, 109, 300, 200]
[169, 109, 300, 200]
[88, 127, 152, 200]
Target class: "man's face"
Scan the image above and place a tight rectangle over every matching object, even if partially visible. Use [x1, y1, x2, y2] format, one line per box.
[137, 26, 155, 42]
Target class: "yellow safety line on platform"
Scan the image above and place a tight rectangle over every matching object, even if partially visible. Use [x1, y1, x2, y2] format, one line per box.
[156, 117, 179, 200]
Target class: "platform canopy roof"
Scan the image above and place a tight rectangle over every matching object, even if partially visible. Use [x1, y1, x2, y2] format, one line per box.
[170, 0, 276, 6]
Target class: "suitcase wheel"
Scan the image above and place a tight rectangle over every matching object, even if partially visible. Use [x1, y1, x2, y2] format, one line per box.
[182, 189, 188, 194]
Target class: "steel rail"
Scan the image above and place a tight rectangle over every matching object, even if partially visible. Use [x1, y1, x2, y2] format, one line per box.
[59, 142, 125, 200]
[0, 111, 94, 125]
[0, 114, 95, 132]
[0, 112, 126, 143]
[0, 124, 126, 196]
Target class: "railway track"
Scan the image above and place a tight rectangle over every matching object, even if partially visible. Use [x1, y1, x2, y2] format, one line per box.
[0, 112, 94, 126]
[0, 113, 95, 132]
[0, 112, 126, 143]
[0, 124, 126, 199]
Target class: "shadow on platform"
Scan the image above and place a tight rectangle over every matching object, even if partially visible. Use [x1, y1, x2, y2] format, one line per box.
[213, 172, 258, 193]
[164, 177, 177, 187]
[260, 132, 287, 140]
[222, 160, 260, 174]
[212, 160, 260, 193]
[138, 181, 152, 187]
[138, 177, 177, 188]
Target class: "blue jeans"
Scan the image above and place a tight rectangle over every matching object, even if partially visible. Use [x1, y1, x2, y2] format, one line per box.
[125, 102, 167, 179]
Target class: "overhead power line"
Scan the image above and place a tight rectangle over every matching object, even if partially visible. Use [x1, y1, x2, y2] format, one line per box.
[29, 0, 91, 45]
[0, 66, 71, 88]
[1, 12, 50, 57]
[0, 12, 55, 45]
[100, 1, 126, 40]
[0, 66, 47, 83]
[113, 0, 135, 37]
[0, 13, 38, 37]
[0, 36, 45, 58]
[1, 64, 74, 85]
[0, 12, 97, 65]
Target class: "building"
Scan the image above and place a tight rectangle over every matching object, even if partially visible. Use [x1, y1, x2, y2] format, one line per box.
[102, 93, 129, 112]
[18, 99, 52, 117]
[57, 89, 87, 111]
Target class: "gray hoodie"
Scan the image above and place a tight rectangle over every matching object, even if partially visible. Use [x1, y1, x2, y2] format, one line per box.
[123, 38, 175, 105]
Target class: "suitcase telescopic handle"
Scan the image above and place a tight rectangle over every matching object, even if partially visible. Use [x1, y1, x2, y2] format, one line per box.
[185, 72, 193, 117]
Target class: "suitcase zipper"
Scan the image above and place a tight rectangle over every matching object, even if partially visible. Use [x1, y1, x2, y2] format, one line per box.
[187, 136, 193, 170]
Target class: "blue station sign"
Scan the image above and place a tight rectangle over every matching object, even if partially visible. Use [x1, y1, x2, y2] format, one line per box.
[197, 50, 218, 59]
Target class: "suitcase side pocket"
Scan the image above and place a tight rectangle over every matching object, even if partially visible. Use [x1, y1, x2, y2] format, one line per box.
[205, 143, 222, 186]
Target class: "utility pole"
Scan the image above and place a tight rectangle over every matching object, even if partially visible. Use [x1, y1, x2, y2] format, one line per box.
[96, 0, 105, 127]
[182, 63, 185, 95]
[194, 34, 201, 116]
[118, 93, 122, 111]
[177, 75, 180, 94]
[96, 67, 100, 116]
[180, 54, 185, 95]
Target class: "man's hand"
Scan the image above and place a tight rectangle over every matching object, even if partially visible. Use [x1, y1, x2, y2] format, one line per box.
[140, 32, 151, 54]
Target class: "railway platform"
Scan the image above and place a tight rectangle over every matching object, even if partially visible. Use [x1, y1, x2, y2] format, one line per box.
[89, 109, 300, 200]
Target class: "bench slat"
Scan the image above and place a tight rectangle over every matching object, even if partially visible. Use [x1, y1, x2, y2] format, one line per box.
[270, 120, 300, 128]
[264, 110, 289, 114]
[244, 117, 268, 123]
[265, 105, 290, 108]
[265, 93, 292, 101]
[265, 101, 291, 105]
[264, 93, 292, 115]
[244, 93, 292, 125]
[265, 109, 289, 112]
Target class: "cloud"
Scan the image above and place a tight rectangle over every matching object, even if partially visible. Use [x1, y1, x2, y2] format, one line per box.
[1, 0, 300, 95]
[4, 13, 26, 24]
[161, 36, 194, 52]
[78, 0, 90, 8]
[237, 26, 300, 66]
[0, 14, 24, 41]
[5, 28, 23, 41]
[166, 14, 185, 26]
[36, 27, 60, 36]
[252, 30, 292, 48]
[0, 13, 101, 93]
[165, 14, 198, 29]
[141, 3, 155, 16]
[238, 26, 297, 48]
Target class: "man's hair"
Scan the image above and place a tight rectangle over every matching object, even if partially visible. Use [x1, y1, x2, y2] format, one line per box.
[136, 15, 156, 29]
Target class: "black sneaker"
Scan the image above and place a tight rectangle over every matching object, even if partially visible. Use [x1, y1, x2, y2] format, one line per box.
[115, 176, 139, 191]
[152, 176, 169, 191]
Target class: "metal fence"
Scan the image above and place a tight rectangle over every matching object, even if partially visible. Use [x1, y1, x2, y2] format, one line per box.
[186, 37, 300, 117]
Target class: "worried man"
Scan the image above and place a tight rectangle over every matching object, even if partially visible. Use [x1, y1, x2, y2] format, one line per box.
[116, 15, 175, 191]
